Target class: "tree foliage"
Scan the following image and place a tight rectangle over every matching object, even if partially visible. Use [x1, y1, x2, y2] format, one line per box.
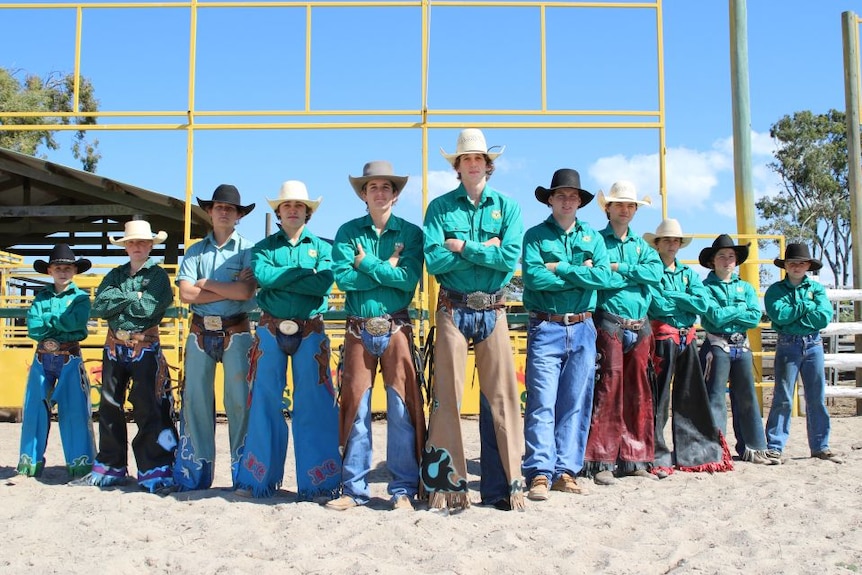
[756, 109, 851, 287]
[0, 67, 101, 172]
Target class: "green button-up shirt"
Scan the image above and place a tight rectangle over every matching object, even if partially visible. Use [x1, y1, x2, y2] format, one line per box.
[647, 259, 710, 329]
[252, 226, 334, 319]
[764, 275, 833, 335]
[596, 225, 663, 319]
[92, 259, 173, 332]
[522, 216, 619, 314]
[27, 281, 91, 343]
[423, 183, 523, 293]
[333, 214, 423, 318]
[700, 272, 762, 335]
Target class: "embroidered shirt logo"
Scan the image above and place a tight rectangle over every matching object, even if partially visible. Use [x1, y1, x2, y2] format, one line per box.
[491, 210, 502, 220]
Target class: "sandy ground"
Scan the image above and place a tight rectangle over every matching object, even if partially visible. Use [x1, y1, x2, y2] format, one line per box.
[1, 409, 861, 575]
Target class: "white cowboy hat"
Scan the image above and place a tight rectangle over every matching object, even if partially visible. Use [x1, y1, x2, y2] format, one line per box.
[348, 161, 409, 198]
[643, 218, 692, 248]
[596, 180, 652, 210]
[109, 220, 168, 246]
[440, 128, 505, 166]
[267, 180, 322, 213]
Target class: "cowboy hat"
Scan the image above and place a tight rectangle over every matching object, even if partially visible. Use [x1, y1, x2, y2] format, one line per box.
[34, 243, 92, 275]
[698, 234, 750, 268]
[774, 243, 822, 271]
[643, 218, 692, 248]
[440, 128, 505, 166]
[197, 184, 255, 217]
[109, 220, 168, 246]
[267, 180, 322, 213]
[348, 161, 409, 198]
[596, 180, 652, 211]
[534, 168, 594, 207]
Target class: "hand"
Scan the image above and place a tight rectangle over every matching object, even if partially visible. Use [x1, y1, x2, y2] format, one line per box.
[353, 243, 366, 268]
[583, 259, 593, 268]
[238, 267, 254, 282]
[545, 262, 559, 273]
[444, 239, 466, 253]
[610, 262, 619, 272]
[483, 237, 501, 248]
[194, 278, 207, 288]
[388, 243, 403, 268]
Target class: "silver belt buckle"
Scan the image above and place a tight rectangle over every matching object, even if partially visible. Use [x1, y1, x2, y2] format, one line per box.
[42, 338, 60, 352]
[203, 315, 223, 331]
[279, 320, 300, 335]
[365, 316, 391, 337]
[729, 332, 746, 345]
[466, 291, 492, 310]
[115, 329, 131, 341]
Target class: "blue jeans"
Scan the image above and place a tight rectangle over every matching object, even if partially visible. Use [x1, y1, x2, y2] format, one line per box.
[341, 387, 419, 504]
[174, 331, 253, 491]
[765, 334, 831, 454]
[700, 339, 768, 454]
[522, 318, 596, 483]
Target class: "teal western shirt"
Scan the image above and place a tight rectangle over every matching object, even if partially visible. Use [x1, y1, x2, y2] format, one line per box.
[423, 183, 523, 293]
[764, 275, 833, 335]
[27, 281, 91, 343]
[333, 213, 423, 317]
[700, 272, 762, 335]
[647, 258, 711, 329]
[252, 226, 333, 319]
[596, 224, 663, 319]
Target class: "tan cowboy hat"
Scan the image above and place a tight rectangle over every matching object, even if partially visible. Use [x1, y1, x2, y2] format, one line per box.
[643, 218, 692, 248]
[440, 128, 505, 166]
[267, 180, 322, 213]
[348, 161, 409, 198]
[596, 180, 652, 210]
[109, 220, 168, 246]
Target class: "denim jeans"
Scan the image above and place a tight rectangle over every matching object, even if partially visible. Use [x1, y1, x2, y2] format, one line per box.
[522, 318, 596, 483]
[765, 334, 831, 454]
[341, 387, 418, 504]
[174, 331, 253, 490]
[700, 339, 768, 454]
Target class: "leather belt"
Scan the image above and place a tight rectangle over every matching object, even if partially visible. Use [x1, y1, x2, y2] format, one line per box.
[597, 310, 646, 331]
[109, 326, 160, 347]
[712, 332, 746, 345]
[439, 288, 505, 310]
[347, 310, 410, 336]
[191, 313, 249, 333]
[530, 311, 592, 326]
[258, 313, 324, 337]
[37, 339, 81, 356]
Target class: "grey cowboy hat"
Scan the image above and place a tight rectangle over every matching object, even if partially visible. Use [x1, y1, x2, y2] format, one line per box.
[348, 161, 409, 198]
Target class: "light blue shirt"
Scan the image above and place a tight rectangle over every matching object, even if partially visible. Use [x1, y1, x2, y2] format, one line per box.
[177, 230, 257, 317]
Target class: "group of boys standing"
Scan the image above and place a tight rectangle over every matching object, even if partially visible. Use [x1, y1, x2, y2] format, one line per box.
[17, 128, 843, 510]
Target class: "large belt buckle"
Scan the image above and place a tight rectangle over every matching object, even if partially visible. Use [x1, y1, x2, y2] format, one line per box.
[365, 316, 391, 337]
[278, 320, 300, 335]
[115, 329, 132, 341]
[203, 315, 223, 331]
[561, 313, 578, 326]
[42, 338, 60, 352]
[466, 291, 492, 310]
[729, 332, 746, 345]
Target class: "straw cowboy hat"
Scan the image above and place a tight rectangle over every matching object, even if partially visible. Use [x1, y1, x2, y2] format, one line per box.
[197, 184, 255, 217]
[596, 180, 652, 211]
[534, 168, 594, 207]
[267, 180, 322, 213]
[643, 218, 692, 248]
[440, 128, 505, 166]
[698, 234, 750, 268]
[34, 243, 92, 275]
[348, 161, 409, 199]
[109, 220, 168, 246]
[774, 243, 823, 272]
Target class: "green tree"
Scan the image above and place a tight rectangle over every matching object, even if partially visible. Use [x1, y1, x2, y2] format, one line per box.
[0, 67, 101, 172]
[757, 109, 851, 287]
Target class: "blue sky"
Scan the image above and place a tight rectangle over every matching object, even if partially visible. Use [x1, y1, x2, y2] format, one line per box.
[1, 0, 859, 277]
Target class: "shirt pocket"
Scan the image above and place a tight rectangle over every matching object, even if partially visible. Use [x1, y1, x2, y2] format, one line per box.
[480, 218, 502, 240]
[540, 240, 565, 262]
[442, 215, 470, 240]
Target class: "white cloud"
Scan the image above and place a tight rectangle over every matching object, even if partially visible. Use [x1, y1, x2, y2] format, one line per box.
[712, 199, 738, 218]
[400, 169, 459, 206]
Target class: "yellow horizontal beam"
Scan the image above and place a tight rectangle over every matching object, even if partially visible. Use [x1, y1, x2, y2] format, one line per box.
[0, 0, 652, 7]
[0, 120, 662, 131]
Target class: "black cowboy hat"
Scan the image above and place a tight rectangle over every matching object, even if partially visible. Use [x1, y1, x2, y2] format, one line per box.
[774, 243, 822, 272]
[534, 169, 594, 207]
[197, 184, 255, 217]
[698, 234, 750, 269]
[34, 244, 92, 275]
